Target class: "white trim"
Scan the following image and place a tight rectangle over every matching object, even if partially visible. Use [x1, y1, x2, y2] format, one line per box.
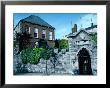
[34, 28, 38, 38]
[49, 31, 52, 40]
[42, 30, 46, 38]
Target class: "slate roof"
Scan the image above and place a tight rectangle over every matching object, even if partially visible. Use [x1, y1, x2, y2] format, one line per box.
[67, 29, 90, 38]
[67, 28, 97, 45]
[67, 24, 97, 38]
[20, 15, 55, 29]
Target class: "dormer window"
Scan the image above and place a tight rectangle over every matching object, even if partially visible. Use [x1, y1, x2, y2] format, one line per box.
[42, 30, 46, 39]
[34, 28, 38, 38]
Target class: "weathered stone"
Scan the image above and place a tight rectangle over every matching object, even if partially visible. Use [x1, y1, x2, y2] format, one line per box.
[14, 27, 97, 75]
[67, 29, 97, 75]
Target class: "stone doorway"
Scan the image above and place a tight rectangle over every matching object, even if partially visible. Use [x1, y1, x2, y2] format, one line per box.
[77, 48, 92, 75]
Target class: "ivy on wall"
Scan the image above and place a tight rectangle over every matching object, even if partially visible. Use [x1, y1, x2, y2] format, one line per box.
[90, 33, 97, 44]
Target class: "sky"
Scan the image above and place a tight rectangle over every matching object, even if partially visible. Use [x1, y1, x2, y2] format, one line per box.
[14, 13, 97, 39]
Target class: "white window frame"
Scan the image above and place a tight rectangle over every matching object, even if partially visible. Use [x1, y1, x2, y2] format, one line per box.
[34, 28, 38, 38]
[42, 30, 46, 38]
[49, 32, 52, 40]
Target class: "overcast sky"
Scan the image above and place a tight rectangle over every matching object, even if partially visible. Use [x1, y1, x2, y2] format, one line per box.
[14, 13, 97, 39]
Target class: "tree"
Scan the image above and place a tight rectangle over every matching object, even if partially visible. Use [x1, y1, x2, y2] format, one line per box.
[31, 48, 44, 64]
[41, 48, 53, 75]
[51, 52, 58, 73]
[21, 48, 44, 64]
[15, 32, 32, 52]
[54, 39, 59, 48]
[20, 48, 32, 64]
[59, 39, 69, 49]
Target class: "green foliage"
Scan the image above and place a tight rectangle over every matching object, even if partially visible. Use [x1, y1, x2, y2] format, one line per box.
[90, 33, 97, 44]
[21, 48, 56, 74]
[41, 48, 54, 60]
[15, 32, 32, 52]
[20, 47, 55, 65]
[40, 48, 55, 74]
[54, 39, 59, 48]
[59, 39, 69, 49]
[30, 48, 44, 64]
[21, 48, 44, 64]
[21, 48, 32, 64]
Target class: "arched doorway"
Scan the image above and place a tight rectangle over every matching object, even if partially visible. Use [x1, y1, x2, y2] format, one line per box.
[77, 48, 92, 75]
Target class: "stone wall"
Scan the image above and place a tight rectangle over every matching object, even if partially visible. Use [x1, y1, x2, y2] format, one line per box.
[14, 21, 55, 48]
[20, 21, 55, 40]
[68, 32, 97, 75]
[14, 48, 72, 75]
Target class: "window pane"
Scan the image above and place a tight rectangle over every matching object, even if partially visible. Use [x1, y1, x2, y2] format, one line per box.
[42, 30, 46, 39]
[34, 28, 38, 38]
[49, 32, 52, 40]
[34, 33, 37, 38]
[42, 34, 45, 38]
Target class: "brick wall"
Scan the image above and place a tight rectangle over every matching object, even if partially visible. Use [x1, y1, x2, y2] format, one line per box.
[20, 21, 55, 48]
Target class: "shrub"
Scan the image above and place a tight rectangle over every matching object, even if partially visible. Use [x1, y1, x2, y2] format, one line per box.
[41, 48, 53, 60]
[31, 48, 44, 64]
[59, 39, 69, 49]
[54, 39, 59, 49]
[21, 48, 44, 64]
[15, 32, 32, 52]
[21, 48, 32, 64]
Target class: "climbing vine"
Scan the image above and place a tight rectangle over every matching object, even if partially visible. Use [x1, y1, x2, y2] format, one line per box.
[90, 33, 97, 44]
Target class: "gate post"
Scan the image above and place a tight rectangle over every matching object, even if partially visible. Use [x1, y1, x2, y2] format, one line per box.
[69, 52, 79, 75]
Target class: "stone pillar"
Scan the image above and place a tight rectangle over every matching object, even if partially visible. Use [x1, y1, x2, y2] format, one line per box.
[69, 52, 79, 75]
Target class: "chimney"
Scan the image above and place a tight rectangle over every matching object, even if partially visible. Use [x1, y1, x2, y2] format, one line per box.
[91, 23, 93, 27]
[72, 24, 77, 33]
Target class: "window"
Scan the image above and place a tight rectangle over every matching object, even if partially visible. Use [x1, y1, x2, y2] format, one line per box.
[42, 30, 46, 39]
[21, 25, 30, 34]
[34, 28, 38, 38]
[34, 33, 37, 38]
[25, 27, 30, 34]
[25, 25, 29, 33]
[26, 28, 29, 33]
[49, 32, 52, 40]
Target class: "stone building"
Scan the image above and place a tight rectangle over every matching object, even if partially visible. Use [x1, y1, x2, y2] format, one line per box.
[67, 23, 97, 75]
[14, 15, 55, 48]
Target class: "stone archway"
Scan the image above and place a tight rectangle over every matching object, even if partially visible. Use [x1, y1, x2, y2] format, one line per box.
[77, 48, 92, 75]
